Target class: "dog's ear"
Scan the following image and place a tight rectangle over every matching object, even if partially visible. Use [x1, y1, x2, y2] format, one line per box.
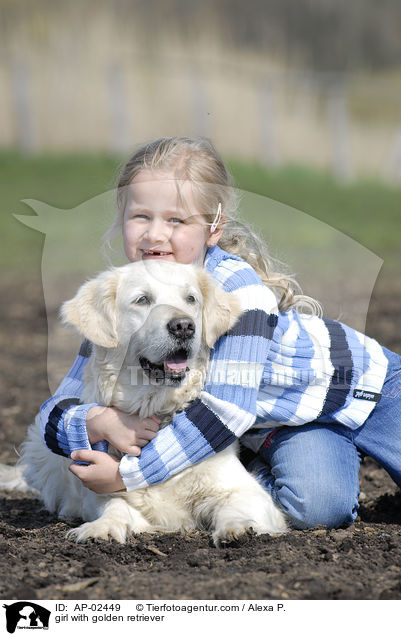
[197, 270, 242, 348]
[60, 269, 119, 348]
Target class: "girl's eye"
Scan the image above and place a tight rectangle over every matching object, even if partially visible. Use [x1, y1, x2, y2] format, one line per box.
[134, 295, 151, 305]
[169, 217, 183, 224]
[186, 295, 196, 304]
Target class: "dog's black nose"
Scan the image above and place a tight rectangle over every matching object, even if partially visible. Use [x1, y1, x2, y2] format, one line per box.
[167, 317, 195, 340]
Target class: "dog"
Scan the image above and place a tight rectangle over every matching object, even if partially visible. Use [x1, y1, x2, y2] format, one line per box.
[0, 260, 286, 545]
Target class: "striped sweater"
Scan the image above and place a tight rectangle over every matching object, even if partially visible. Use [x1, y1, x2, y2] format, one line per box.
[39, 245, 388, 489]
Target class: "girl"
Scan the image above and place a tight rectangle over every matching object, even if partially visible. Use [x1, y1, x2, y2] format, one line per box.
[40, 136, 401, 530]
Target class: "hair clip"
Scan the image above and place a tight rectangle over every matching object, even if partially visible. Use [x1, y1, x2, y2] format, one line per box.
[210, 202, 222, 233]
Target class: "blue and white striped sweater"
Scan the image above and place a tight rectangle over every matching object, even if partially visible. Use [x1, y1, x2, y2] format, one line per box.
[39, 245, 388, 489]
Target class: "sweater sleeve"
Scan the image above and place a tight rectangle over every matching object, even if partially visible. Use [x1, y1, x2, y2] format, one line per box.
[39, 340, 108, 456]
[119, 259, 278, 490]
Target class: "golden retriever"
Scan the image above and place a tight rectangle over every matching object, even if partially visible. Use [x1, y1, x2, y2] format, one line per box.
[0, 261, 286, 544]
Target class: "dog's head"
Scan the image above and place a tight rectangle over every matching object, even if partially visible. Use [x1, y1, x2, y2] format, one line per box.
[61, 261, 241, 385]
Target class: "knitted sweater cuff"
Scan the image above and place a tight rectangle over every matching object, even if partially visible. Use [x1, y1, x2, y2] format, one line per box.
[119, 455, 147, 491]
[64, 403, 108, 455]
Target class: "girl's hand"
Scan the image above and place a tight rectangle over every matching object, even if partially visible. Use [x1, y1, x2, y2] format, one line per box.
[69, 450, 126, 494]
[86, 406, 160, 455]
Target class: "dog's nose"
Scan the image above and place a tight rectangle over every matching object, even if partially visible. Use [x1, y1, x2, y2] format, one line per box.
[167, 317, 195, 340]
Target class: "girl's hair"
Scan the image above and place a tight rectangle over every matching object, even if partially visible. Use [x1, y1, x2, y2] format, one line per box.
[104, 136, 322, 316]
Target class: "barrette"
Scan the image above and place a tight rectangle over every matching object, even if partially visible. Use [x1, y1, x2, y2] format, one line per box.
[210, 202, 222, 233]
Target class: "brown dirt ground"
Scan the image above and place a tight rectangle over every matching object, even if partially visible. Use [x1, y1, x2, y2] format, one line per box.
[1, 267, 401, 601]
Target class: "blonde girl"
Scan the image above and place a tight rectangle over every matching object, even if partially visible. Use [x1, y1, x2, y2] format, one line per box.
[40, 137, 401, 529]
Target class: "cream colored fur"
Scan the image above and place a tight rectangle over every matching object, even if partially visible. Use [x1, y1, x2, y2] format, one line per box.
[0, 261, 286, 545]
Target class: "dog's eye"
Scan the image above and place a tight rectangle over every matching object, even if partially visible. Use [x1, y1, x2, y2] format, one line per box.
[186, 295, 197, 304]
[134, 295, 151, 305]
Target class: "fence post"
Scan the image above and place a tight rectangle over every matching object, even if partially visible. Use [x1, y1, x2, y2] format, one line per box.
[384, 124, 401, 183]
[258, 75, 280, 166]
[11, 59, 38, 152]
[326, 76, 353, 181]
[189, 70, 210, 138]
[107, 62, 131, 152]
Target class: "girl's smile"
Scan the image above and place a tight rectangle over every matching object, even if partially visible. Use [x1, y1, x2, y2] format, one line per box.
[123, 170, 221, 265]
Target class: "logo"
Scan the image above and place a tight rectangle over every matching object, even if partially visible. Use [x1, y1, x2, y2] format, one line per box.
[3, 603, 50, 634]
[353, 389, 381, 402]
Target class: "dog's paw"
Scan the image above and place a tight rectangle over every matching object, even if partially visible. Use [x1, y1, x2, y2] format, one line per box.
[212, 509, 287, 547]
[66, 520, 128, 543]
[212, 523, 255, 547]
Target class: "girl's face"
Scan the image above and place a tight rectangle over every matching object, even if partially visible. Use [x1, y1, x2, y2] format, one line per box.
[123, 170, 222, 264]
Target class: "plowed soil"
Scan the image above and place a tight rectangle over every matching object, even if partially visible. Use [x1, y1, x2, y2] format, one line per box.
[1, 269, 401, 600]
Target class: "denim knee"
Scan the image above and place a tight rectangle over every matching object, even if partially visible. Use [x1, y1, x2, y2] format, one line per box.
[253, 424, 361, 530]
[276, 482, 359, 530]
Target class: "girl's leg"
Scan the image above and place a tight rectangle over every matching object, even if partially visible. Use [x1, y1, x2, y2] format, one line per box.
[353, 347, 401, 487]
[251, 423, 361, 530]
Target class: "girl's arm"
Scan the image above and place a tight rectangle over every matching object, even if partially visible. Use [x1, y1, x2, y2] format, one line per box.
[119, 259, 278, 491]
[40, 340, 159, 458]
[39, 340, 107, 456]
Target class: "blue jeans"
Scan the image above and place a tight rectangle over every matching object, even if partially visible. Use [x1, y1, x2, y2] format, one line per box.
[250, 347, 401, 530]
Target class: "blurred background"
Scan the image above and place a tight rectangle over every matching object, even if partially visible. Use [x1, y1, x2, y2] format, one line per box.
[1, 0, 400, 380]
[2, 0, 401, 178]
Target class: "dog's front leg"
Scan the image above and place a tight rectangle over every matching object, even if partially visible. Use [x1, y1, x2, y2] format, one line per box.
[66, 495, 153, 543]
[189, 447, 287, 546]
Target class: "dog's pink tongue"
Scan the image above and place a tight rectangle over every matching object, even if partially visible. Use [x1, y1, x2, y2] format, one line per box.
[165, 359, 187, 371]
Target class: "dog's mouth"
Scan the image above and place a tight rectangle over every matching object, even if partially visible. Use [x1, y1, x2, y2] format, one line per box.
[139, 348, 190, 384]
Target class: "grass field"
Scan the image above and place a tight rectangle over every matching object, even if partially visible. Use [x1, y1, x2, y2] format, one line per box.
[228, 159, 401, 256]
[1, 150, 400, 274]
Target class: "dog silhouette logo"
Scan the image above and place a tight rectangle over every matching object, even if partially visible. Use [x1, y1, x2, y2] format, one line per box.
[3, 602, 50, 633]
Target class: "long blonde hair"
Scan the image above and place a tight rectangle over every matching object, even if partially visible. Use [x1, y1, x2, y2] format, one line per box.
[104, 136, 322, 316]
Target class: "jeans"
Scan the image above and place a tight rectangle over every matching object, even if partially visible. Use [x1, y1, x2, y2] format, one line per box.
[249, 347, 401, 530]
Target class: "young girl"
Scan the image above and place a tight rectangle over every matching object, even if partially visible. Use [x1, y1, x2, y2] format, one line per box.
[40, 136, 401, 530]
